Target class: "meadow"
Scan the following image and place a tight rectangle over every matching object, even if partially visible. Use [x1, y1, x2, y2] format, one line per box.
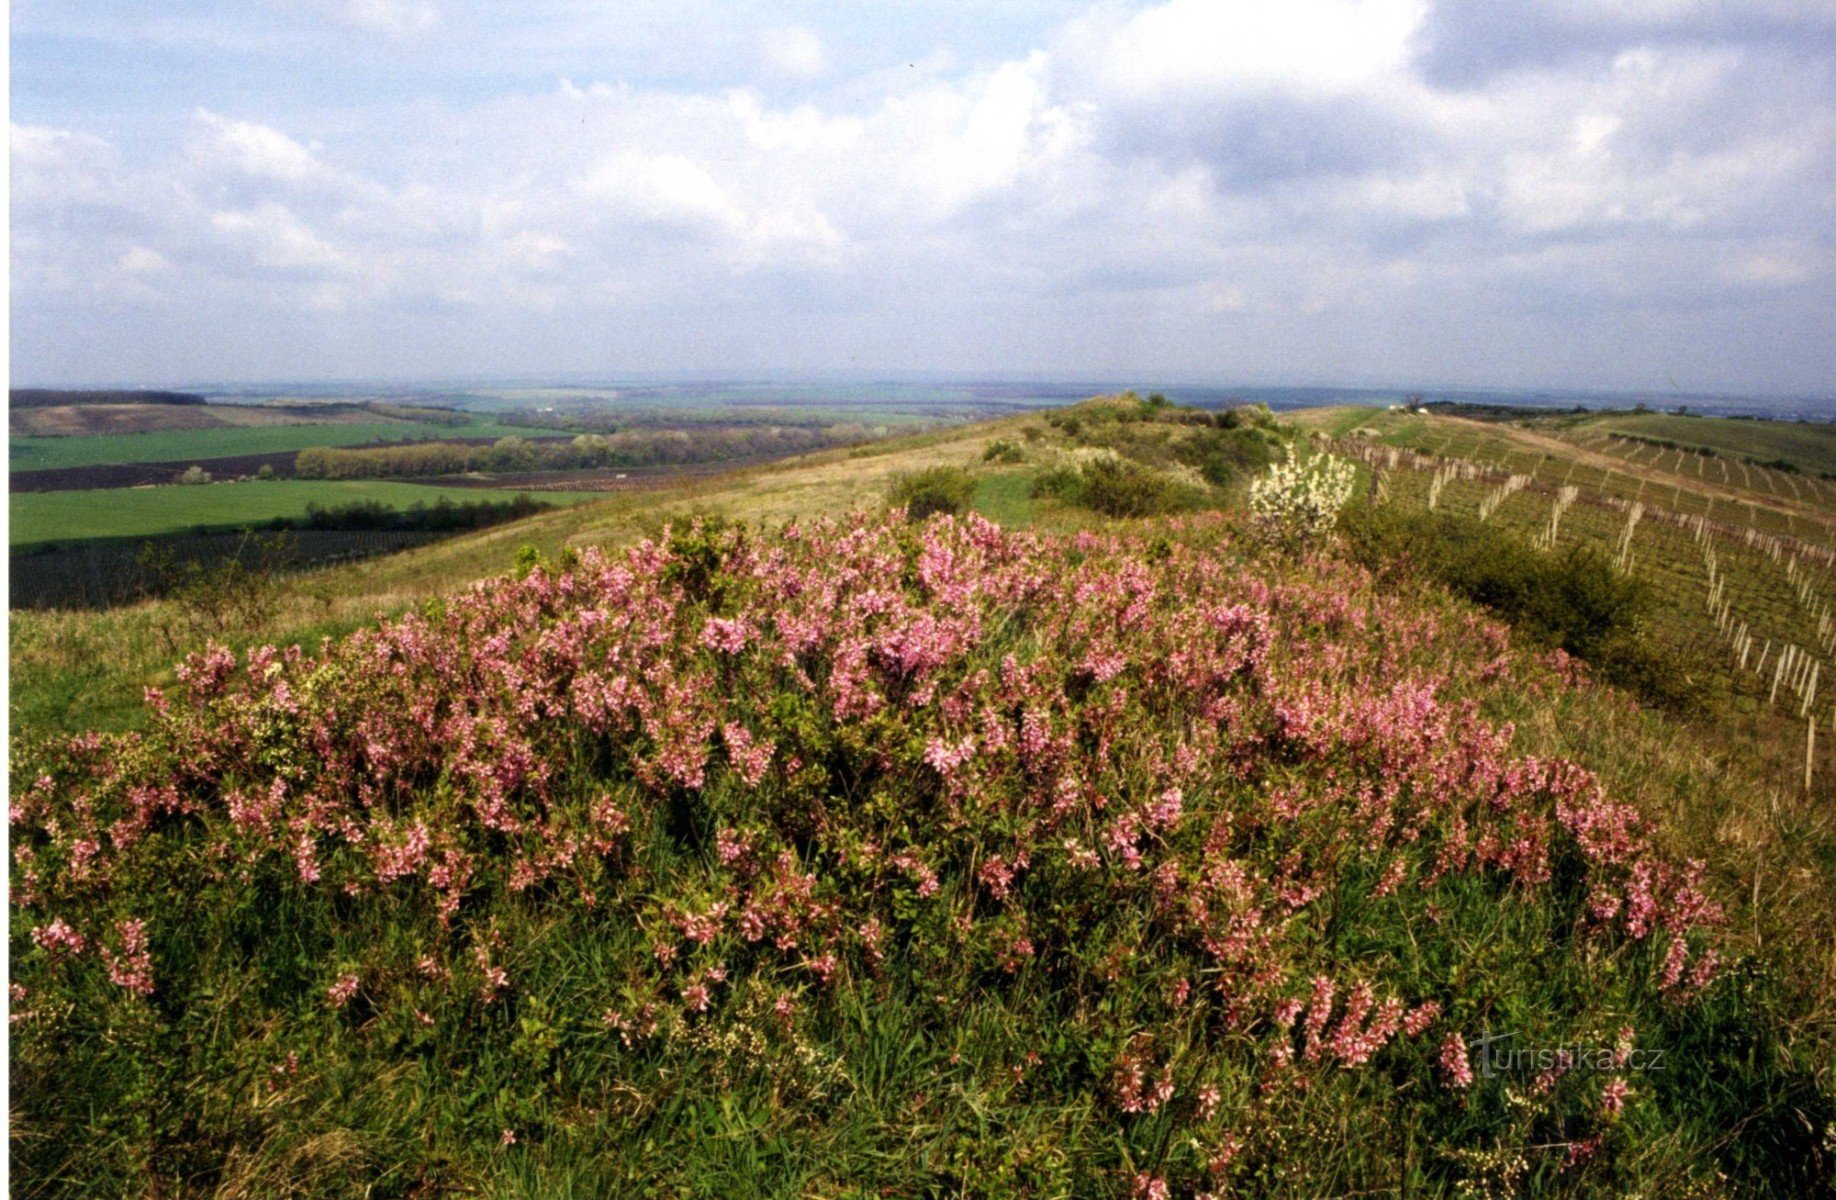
[8, 396, 1834, 1197]
[9, 480, 599, 546]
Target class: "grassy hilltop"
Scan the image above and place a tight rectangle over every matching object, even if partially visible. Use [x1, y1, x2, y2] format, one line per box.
[9, 396, 1835, 1197]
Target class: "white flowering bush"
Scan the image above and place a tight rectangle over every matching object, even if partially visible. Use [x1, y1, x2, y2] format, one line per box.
[1248, 446, 1356, 550]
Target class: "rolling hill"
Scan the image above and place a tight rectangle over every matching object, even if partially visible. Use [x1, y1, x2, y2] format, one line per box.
[9, 399, 1833, 1197]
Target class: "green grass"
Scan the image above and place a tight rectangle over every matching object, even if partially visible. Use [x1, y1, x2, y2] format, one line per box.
[971, 469, 1037, 527]
[10, 481, 602, 546]
[9, 420, 543, 471]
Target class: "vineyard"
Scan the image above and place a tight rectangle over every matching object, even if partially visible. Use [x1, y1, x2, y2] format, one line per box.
[1322, 408, 1836, 794]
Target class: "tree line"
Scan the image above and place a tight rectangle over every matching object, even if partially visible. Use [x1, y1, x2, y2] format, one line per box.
[294, 426, 858, 480]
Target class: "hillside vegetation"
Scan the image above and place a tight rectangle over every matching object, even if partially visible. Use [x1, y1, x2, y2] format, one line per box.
[1314, 406, 1836, 792]
[10, 397, 1835, 1197]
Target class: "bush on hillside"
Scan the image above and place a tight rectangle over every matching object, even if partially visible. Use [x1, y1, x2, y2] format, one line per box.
[1340, 504, 1696, 709]
[1248, 449, 1356, 551]
[1175, 425, 1277, 485]
[1031, 456, 1194, 518]
[12, 513, 1809, 1196]
[982, 439, 1025, 464]
[886, 465, 977, 520]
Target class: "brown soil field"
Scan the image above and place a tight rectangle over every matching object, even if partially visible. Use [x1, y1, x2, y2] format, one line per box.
[9, 436, 577, 493]
[9, 402, 414, 437]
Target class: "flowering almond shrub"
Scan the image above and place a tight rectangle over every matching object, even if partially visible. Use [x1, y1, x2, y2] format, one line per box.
[7, 512, 1780, 1195]
[1248, 447, 1356, 551]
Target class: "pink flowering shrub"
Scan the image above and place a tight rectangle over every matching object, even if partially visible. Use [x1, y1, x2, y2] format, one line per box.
[7, 512, 1774, 1195]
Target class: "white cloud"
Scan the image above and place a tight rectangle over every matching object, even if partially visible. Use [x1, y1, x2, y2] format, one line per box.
[210, 202, 353, 274]
[308, 0, 441, 37]
[10, 0, 1834, 390]
[1070, 0, 1428, 97]
[118, 246, 170, 273]
[191, 110, 325, 183]
[760, 26, 827, 79]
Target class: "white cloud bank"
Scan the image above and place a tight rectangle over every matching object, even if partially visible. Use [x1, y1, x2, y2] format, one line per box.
[11, 0, 1835, 391]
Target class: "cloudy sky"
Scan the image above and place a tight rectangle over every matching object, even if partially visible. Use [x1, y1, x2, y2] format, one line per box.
[11, 0, 1836, 395]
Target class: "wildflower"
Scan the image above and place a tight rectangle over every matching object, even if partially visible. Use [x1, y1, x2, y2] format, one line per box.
[701, 616, 755, 655]
[978, 855, 1019, 901]
[1143, 787, 1184, 830]
[104, 919, 154, 996]
[1601, 1076, 1630, 1116]
[327, 974, 361, 1008]
[1611, 1025, 1636, 1069]
[30, 919, 87, 959]
[1438, 1032, 1473, 1090]
[1132, 1174, 1170, 1200]
[1402, 1001, 1441, 1037]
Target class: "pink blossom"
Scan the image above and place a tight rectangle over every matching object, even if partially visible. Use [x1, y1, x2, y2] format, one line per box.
[104, 919, 154, 996]
[1438, 1032, 1473, 1090]
[327, 973, 361, 1008]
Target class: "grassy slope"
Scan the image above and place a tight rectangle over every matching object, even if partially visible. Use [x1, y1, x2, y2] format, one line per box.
[9, 420, 541, 471]
[10, 480, 602, 546]
[8, 405, 1834, 1195]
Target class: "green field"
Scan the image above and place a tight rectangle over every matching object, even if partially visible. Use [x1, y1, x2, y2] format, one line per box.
[10, 480, 601, 546]
[9, 420, 544, 471]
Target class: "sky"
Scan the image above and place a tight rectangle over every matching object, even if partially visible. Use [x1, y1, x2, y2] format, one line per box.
[10, 0, 1836, 396]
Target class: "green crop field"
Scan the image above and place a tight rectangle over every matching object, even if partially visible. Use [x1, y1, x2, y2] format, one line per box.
[9, 419, 545, 471]
[10, 480, 601, 546]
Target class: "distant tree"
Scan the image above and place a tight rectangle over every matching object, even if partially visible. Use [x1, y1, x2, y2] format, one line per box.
[489, 437, 538, 472]
[176, 465, 212, 485]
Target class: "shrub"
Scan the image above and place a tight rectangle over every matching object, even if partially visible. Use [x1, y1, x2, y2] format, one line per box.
[9, 514, 1787, 1196]
[1031, 456, 1193, 518]
[1077, 456, 1187, 517]
[174, 465, 212, 485]
[256, 463, 275, 480]
[1030, 463, 1084, 502]
[1339, 505, 1695, 709]
[886, 466, 977, 520]
[136, 530, 288, 655]
[1248, 449, 1355, 550]
[982, 439, 1025, 464]
[1177, 426, 1276, 486]
[1217, 403, 1276, 430]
